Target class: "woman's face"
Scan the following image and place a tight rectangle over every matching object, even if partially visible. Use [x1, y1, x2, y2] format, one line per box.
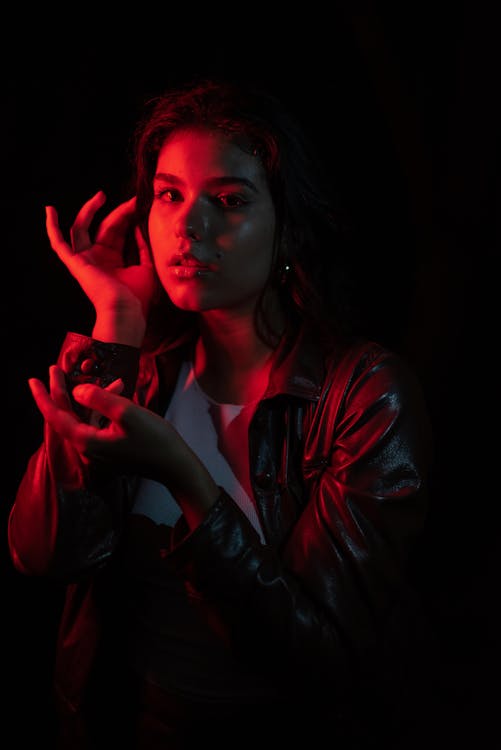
[148, 127, 276, 316]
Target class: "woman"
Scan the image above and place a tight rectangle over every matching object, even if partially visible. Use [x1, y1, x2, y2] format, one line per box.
[9, 78, 436, 749]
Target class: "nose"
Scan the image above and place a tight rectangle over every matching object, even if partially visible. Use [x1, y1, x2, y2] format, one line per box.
[174, 200, 207, 242]
[176, 223, 200, 242]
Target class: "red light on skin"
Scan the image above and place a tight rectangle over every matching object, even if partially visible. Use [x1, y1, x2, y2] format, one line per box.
[170, 266, 214, 279]
[149, 128, 276, 317]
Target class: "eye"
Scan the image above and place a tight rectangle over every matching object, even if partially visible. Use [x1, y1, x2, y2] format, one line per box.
[154, 188, 183, 202]
[214, 193, 247, 209]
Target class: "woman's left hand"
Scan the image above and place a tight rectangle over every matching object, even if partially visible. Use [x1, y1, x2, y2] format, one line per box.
[28, 365, 220, 527]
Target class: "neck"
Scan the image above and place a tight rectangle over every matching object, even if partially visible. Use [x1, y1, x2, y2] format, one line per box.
[193, 307, 281, 404]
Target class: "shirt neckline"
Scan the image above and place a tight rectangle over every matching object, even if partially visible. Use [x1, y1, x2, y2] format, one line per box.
[187, 360, 247, 410]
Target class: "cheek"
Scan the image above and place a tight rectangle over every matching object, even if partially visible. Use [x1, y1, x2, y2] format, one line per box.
[231, 214, 275, 263]
[251, 224, 275, 280]
[148, 212, 169, 252]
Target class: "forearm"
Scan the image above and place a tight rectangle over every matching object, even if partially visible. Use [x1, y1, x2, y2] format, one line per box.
[8, 421, 129, 579]
[92, 301, 146, 348]
[9, 437, 63, 575]
[162, 351, 432, 689]
[9, 331, 142, 577]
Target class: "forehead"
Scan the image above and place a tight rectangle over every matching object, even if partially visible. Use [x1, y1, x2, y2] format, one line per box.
[156, 127, 265, 182]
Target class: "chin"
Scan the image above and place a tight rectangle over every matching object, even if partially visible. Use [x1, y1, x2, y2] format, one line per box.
[164, 283, 257, 316]
[165, 290, 211, 312]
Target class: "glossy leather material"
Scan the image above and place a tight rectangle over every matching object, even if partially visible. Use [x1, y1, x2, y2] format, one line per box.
[8, 324, 433, 729]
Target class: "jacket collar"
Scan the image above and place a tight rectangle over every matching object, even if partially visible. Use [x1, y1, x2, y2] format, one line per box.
[155, 321, 334, 403]
[263, 324, 329, 401]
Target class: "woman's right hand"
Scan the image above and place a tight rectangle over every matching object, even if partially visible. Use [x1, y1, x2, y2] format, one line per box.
[46, 191, 158, 346]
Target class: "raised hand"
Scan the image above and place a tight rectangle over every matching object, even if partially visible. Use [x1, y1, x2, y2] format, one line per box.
[46, 191, 158, 345]
[28, 365, 220, 528]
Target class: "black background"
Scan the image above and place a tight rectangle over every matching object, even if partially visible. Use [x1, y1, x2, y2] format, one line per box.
[2, 3, 498, 746]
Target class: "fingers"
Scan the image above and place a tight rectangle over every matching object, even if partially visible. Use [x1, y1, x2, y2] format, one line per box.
[48, 193, 138, 262]
[49, 365, 72, 411]
[30, 370, 123, 422]
[45, 206, 74, 266]
[72, 382, 129, 423]
[89, 378, 125, 428]
[27, 377, 48, 415]
[28, 378, 91, 442]
[93, 196, 137, 251]
[69, 191, 108, 252]
[104, 378, 125, 395]
[135, 225, 153, 267]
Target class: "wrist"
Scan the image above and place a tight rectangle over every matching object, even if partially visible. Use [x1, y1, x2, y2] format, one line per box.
[92, 310, 146, 347]
[171, 470, 220, 531]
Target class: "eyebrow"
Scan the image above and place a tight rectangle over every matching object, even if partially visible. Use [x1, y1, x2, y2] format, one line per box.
[153, 172, 259, 193]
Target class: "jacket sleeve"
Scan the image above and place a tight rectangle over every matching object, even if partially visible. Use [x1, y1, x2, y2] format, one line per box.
[8, 332, 141, 580]
[161, 346, 433, 692]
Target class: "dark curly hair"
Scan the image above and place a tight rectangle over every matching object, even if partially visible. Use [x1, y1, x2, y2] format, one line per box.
[131, 76, 359, 353]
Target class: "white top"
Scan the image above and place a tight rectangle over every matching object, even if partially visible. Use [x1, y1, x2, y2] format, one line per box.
[131, 359, 265, 542]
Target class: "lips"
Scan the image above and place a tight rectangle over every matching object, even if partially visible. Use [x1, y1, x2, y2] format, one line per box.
[170, 253, 216, 279]
[168, 254, 216, 279]
[172, 259, 212, 269]
[170, 265, 213, 279]
[169, 251, 216, 272]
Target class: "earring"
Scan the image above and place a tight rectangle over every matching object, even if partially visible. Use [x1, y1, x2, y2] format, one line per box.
[279, 263, 291, 285]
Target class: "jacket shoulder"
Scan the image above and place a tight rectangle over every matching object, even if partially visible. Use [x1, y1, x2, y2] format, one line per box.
[320, 337, 431, 440]
[325, 338, 422, 393]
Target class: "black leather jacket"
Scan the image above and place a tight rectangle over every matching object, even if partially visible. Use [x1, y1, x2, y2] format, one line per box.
[8, 324, 433, 735]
